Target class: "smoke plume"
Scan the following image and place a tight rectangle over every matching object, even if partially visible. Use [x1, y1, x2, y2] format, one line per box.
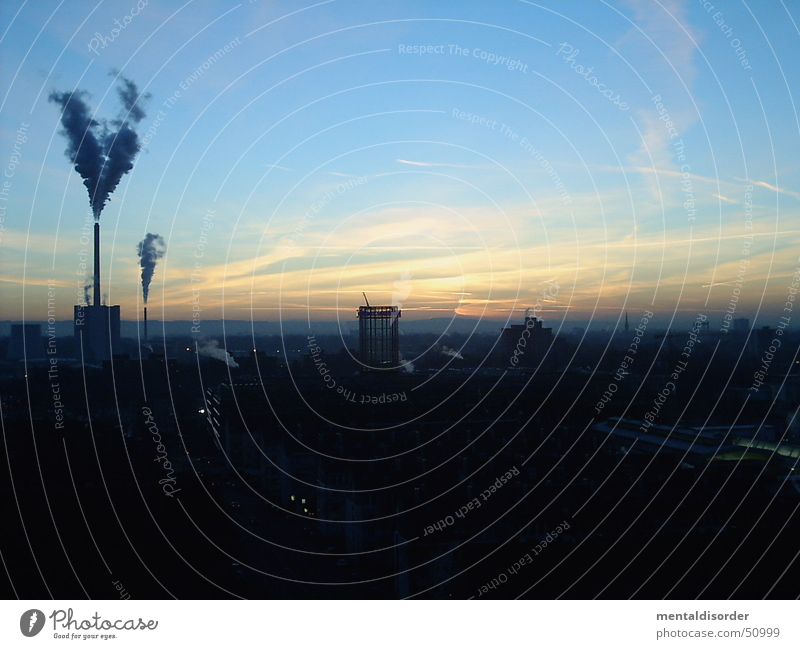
[137, 233, 166, 304]
[49, 75, 148, 219]
[197, 340, 239, 368]
[441, 346, 464, 360]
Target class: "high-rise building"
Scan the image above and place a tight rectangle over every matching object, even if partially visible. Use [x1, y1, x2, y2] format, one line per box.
[357, 302, 400, 371]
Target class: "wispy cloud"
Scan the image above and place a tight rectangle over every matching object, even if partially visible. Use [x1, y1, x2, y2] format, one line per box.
[735, 178, 800, 201]
[591, 162, 739, 189]
[396, 159, 491, 170]
[622, 0, 701, 202]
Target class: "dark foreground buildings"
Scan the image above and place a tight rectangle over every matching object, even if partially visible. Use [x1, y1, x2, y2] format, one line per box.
[1, 320, 799, 599]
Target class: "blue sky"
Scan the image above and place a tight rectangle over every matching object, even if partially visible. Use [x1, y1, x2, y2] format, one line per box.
[1, 0, 799, 331]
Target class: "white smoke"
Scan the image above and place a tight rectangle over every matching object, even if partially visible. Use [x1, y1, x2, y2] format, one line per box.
[392, 270, 412, 308]
[197, 339, 239, 368]
[441, 345, 464, 360]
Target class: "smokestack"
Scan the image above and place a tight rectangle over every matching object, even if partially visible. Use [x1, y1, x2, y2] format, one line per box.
[144, 306, 148, 341]
[93, 222, 101, 307]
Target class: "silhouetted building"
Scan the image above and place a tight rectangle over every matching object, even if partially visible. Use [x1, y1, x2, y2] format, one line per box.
[74, 304, 121, 361]
[734, 317, 750, 333]
[499, 314, 553, 366]
[357, 303, 400, 370]
[748, 325, 774, 358]
[596, 417, 784, 460]
[7, 323, 44, 360]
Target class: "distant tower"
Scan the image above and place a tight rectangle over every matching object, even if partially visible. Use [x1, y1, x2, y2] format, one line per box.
[357, 294, 400, 371]
[625, 312, 629, 333]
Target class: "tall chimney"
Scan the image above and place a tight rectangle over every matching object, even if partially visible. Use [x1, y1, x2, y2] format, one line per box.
[144, 306, 148, 341]
[93, 222, 101, 307]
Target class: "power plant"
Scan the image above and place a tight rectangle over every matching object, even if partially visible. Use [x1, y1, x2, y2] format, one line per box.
[50, 78, 144, 363]
[73, 222, 120, 361]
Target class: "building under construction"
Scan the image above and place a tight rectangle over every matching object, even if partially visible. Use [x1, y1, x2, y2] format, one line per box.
[357, 295, 400, 371]
[73, 222, 120, 361]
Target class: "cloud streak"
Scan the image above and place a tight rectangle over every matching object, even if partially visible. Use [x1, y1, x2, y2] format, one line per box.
[735, 178, 800, 201]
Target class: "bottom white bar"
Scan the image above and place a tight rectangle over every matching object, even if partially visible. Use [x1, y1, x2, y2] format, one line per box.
[1, 600, 797, 648]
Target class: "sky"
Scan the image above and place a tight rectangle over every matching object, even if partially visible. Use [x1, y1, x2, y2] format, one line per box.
[1, 0, 799, 333]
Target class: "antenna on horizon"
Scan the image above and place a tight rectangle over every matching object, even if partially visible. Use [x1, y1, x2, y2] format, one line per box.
[362, 292, 370, 307]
